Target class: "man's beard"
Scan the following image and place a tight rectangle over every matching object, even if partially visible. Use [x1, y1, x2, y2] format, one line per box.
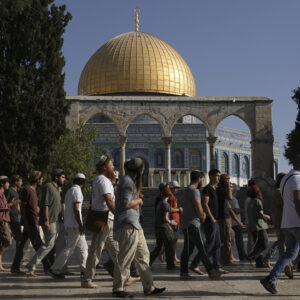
[106, 169, 116, 183]
[197, 182, 202, 189]
[57, 178, 64, 187]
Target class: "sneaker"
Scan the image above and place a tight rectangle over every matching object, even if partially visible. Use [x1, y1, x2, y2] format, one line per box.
[144, 287, 166, 296]
[260, 276, 278, 294]
[284, 264, 294, 279]
[112, 291, 134, 298]
[48, 269, 65, 279]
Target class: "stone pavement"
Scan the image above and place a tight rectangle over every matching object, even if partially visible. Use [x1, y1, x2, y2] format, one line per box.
[0, 233, 299, 300]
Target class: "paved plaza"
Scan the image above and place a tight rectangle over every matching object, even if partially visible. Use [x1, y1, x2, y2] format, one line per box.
[0, 233, 299, 300]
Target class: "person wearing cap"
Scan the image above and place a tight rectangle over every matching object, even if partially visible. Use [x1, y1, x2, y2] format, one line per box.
[26, 168, 66, 275]
[168, 180, 183, 264]
[49, 173, 88, 279]
[113, 157, 166, 298]
[0, 176, 17, 272]
[13, 171, 51, 274]
[82, 155, 118, 289]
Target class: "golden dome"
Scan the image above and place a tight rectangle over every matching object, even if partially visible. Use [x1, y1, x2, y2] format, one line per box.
[78, 31, 196, 96]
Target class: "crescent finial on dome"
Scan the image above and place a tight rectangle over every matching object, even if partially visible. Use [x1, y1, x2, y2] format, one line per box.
[134, 7, 140, 32]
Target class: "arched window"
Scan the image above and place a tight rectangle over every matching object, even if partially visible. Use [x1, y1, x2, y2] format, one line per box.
[232, 154, 239, 177]
[156, 149, 165, 168]
[221, 152, 229, 174]
[242, 156, 250, 179]
[191, 149, 201, 169]
[174, 149, 184, 168]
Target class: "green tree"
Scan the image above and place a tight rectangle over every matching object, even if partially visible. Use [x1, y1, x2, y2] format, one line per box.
[44, 125, 108, 197]
[0, 0, 71, 176]
[285, 86, 300, 164]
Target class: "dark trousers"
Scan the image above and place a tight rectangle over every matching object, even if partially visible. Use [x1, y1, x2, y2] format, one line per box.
[202, 221, 221, 270]
[232, 225, 247, 260]
[248, 229, 268, 265]
[10, 221, 23, 271]
[11, 224, 51, 271]
[150, 226, 174, 269]
[180, 223, 215, 275]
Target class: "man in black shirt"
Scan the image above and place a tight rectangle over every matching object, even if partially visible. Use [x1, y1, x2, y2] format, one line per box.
[202, 169, 226, 274]
[217, 174, 233, 265]
[5, 175, 23, 274]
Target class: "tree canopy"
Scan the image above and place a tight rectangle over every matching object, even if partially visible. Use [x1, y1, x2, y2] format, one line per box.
[0, 0, 71, 176]
[44, 125, 108, 197]
[285, 86, 300, 165]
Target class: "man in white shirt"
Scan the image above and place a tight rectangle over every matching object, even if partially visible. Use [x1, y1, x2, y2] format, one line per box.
[260, 154, 300, 294]
[81, 155, 118, 289]
[49, 173, 88, 279]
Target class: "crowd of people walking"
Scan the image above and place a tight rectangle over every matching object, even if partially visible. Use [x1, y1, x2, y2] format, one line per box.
[0, 154, 299, 297]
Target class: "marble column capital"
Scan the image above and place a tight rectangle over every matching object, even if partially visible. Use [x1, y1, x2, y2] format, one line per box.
[207, 136, 218, 144]
[118, 135, 128, 146]
[161, 136, 173, 147]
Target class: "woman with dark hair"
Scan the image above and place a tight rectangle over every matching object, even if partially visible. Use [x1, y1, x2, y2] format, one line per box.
[149, 185, 176, 270]
[247, 185, 270, 267]
[113, 157, 165, 298]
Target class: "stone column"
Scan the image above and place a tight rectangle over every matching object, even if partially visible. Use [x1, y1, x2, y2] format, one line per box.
[185, 170, 191, 186]
[176, 171, 181, 186]
[159, 170, 164, 183]
[251, 137, 274, 180]
[118, 135, 128, 177]
[148, 169, 154, 187]
[207, 136, 218, 170]
[161, 137, 173, 182]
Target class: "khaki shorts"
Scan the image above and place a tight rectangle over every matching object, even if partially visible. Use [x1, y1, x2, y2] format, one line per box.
[0, 221, 12, 248]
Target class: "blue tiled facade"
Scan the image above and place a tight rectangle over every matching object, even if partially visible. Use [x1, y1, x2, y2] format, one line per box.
[86, 115, 280, 185]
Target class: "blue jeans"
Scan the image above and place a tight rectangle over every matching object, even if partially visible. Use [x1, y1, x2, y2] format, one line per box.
[180, 223, 215, 275]
[269, 227, 300, 284]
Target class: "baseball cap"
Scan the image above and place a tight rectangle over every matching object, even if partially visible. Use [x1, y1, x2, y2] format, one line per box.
[74, 173, 86, 179]
[169, 180, 180, 188]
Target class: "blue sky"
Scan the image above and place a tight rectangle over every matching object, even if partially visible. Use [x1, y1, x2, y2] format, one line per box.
[55, 0, 300, 172]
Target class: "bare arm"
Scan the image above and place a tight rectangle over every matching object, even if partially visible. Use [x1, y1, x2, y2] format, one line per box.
[193, 199, 206, 223]
[229, 208, 244, 227]
[126, 197, 143, 210]
[170, 207, 182, 213]
[103, 193, 115, 214]
[44, 205, 50, 232]
[294, 190, 300, 218]
[73, 202, 84, 235]
[202, 195, 216, 223]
